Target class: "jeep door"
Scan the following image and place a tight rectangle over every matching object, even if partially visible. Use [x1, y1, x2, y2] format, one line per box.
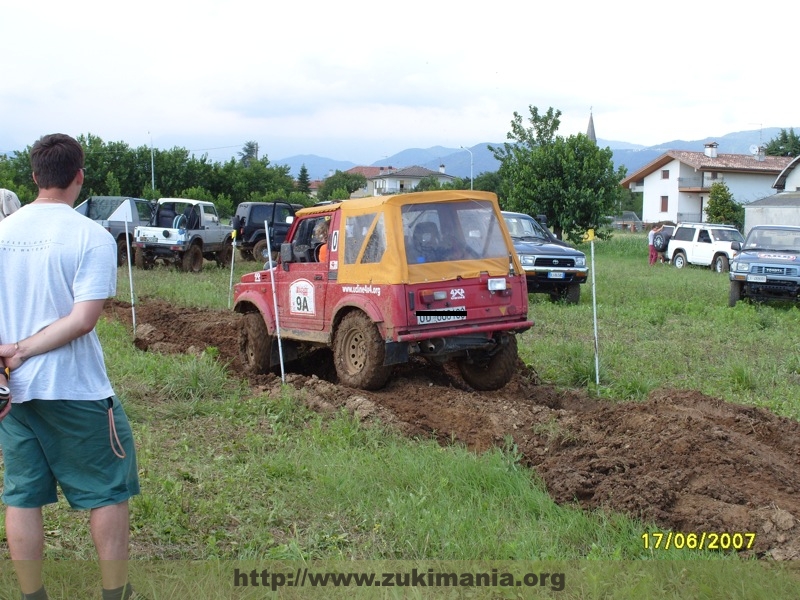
[275, 215, 329, 332]
[692, 228, 714, 266]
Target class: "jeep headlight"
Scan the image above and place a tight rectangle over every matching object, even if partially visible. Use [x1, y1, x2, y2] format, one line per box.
[574, 256, 586, 267]
[735, 262, 750, 272]
[520, 254, 535, 266]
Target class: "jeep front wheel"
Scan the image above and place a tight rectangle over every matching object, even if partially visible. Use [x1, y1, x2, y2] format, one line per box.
[457, 334, 517, 391]
[182, 244, 204, 272]
[215, 238, 233, 267]
[729, 281, 743, 307]
[672, 251, 687, 269]
[714, 254, 730, 273]
[252, 239, 270, 262]
[240, 312, 272, 373]
[333, 311, 391, 390]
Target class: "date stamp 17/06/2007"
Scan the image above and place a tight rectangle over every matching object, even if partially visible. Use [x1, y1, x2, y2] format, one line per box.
[642, 531, 756, 551]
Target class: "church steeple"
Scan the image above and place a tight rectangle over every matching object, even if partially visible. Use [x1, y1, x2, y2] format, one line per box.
[586, 109, 596, 144]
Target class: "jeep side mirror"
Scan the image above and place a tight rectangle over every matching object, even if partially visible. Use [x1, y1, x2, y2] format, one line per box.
[280, 242, 293, 270]
[731, 241, 741, 252]
[536, 214, 548, 226]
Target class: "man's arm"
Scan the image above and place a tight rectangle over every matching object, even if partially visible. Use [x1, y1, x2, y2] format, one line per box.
[0, 299, 106, 371]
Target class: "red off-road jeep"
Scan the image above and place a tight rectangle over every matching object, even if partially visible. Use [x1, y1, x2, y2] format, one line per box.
[233, 190, 533, 390]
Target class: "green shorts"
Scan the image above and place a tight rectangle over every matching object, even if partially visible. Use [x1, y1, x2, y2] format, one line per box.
[0, 397, 140, 510]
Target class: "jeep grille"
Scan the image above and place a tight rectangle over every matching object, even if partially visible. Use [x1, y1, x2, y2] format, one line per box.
[753, 266, 798, 276]
[534, 257, 575, 268]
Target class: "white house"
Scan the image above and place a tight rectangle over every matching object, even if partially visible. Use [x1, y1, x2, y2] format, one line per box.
[369, 165, 456, 196]
[743, 155, 800, 233]
[620, 143, 793, 224]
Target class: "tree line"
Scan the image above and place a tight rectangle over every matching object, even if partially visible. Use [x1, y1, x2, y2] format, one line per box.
[0, 109, 659, 237]
[0, 134, 312, 217]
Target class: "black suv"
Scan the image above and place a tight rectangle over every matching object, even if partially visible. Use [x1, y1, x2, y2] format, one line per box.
[231, 201, 297, 261]
[502, 211, 588, 304]
[729, 225, 800, 306]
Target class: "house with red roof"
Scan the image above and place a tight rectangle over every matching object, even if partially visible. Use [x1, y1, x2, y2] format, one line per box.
[620, 142, 793, 224]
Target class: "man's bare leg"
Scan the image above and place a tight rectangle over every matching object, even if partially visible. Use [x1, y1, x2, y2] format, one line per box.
[6, 506, 45, 594]
[90, 501, 130, 590]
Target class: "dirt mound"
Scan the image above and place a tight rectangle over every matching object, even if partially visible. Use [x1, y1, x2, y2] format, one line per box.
[106, 298, 800, 560]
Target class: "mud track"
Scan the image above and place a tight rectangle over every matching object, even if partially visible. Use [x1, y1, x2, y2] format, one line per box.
[106, 298, 800, 560]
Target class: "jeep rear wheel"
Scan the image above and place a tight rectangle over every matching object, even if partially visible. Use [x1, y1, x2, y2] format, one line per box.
[240, 312, 272, 373]
[182, 244, 204, 272]
[672, 251, 687, 269]
[134, 248, 153, 270]
[729, 280, 743, 307]
[457, 334, 518, 391]
[714, 254, 730, 273]
[334, 311, 391, 390]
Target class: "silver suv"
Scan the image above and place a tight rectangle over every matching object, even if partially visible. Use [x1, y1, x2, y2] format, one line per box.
[666, 223, 744, 273]
[729, 225, 800, 306]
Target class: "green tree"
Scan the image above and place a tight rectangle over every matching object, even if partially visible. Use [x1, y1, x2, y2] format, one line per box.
[764, 128, 800, 157]
[491, 105, 626, 242]
[317, 171, 366, 202]
[296, 164, 311, 194]
[414, 175, 442, 191]
[705, 182, 744, 230]
[473, 171, 503, 196]
[239, 141, 259, 166]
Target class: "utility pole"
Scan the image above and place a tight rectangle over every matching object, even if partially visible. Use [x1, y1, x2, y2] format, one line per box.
[149, 132, 155, 191]
[460, 146, 473, 190]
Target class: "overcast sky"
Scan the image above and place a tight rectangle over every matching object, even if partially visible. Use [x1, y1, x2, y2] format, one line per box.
[1, 1, 794, 165]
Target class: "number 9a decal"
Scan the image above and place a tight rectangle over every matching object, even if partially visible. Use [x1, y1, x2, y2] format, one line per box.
[289, 279, 316, 316]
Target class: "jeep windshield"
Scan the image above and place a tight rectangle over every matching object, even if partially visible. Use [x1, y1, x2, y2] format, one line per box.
[502, 214, 550, 242]
[743, 228, 800, 253]
[402, 201, 508, 264]
[711, 229, 744, 243]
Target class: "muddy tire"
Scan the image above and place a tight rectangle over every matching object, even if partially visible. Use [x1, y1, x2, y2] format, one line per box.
[333, 311, 391, 390]
[672, 251, 687, 269]
[182, 244, 204, 272]
[714, 254, 730, 273]
[134, 248, 153, 270]
[564, 282, 581, 304]
[117, 237, 131, 267]
[239, 248, 254, 261]
[240, 312, 272, 374]
[457, 334, 518, 391]
[215, 238, 233, 267]
[729, 280, 743, 307]
[252, 239, 270, 262]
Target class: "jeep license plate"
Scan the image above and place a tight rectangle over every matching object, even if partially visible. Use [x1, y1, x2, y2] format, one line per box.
[140, 236, 158, 243]
[416, 308, 467, 325]
[548, 272, 565, 279]
[747, 275, 767, 283]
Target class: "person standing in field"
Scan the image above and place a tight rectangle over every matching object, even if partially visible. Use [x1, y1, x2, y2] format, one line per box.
[0, 188, 22, 220]
[648, 223, 664, 266]
[0, 134, 143, 600]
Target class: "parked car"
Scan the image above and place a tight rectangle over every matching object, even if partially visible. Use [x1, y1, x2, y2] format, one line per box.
[231, 201, 297, 261]
[501, 211, 588, 304]
[133, 198, 234, 272]
[74, 196, 155, 265]
[666, 222, 744, 272]
[729, 225, 800, 306]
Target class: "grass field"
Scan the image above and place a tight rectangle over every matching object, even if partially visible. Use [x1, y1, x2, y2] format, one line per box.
[1, 233, 799, 598]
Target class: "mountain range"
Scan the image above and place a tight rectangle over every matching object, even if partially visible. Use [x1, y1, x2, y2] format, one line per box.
[273, 128, 788, 181]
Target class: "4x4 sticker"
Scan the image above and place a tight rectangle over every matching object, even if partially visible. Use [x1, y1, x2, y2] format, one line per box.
[290, 279, 316, 315]
[450, 288, 466, 300]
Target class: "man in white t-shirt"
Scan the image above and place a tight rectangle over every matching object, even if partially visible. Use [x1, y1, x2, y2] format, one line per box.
[0, 134, 142, 600]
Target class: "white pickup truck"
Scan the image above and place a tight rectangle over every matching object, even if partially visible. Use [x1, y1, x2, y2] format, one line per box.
[133, 198, 234, 272]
